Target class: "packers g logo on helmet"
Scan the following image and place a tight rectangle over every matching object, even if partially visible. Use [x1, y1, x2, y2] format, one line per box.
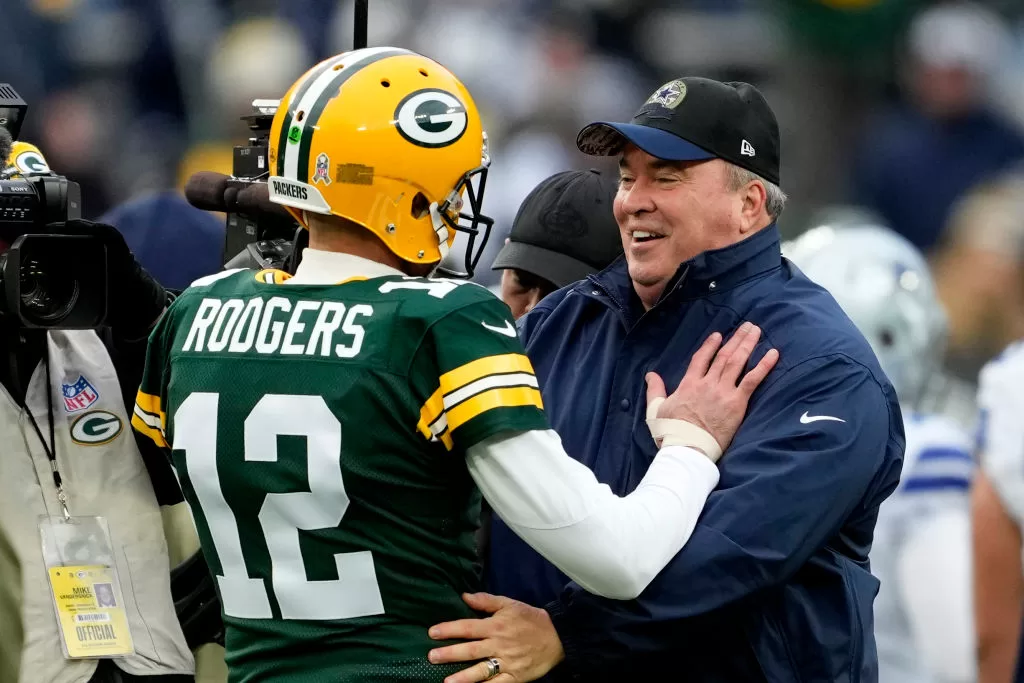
[267, 47, 494, 278]
[5, 141, 51, 176]
[395, 89, 468, 148]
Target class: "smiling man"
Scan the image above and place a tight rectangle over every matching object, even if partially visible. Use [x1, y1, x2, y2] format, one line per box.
[429, 77, 906, 682]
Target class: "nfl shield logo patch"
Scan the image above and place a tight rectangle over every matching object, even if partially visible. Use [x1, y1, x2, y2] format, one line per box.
[62, 375, 100, 413]
[312, 152, 332, 186]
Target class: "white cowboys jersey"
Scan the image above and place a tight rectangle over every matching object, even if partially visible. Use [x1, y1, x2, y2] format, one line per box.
[977, 341, 1024, 531]
[871, 411, 975, 683]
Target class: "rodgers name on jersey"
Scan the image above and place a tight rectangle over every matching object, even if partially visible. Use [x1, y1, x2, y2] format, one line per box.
[132, 269, 548, 682]
[177, 275, 480, 360]
[181, 295, 372, 358]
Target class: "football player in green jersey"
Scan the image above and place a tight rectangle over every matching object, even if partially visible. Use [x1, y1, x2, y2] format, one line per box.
[132, 48, 778, 683]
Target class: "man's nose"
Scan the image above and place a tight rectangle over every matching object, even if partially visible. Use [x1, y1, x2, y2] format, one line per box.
[618, 180, 656, 215]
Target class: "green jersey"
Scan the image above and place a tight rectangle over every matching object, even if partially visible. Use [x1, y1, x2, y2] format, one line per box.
[133, 268, 548, 682]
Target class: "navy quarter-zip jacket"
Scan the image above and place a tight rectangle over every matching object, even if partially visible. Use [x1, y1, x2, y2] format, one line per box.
[486, 224, 904, 682]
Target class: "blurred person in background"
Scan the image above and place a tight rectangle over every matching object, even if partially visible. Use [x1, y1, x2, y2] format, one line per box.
[851, 1, 1024, 254]
[491, 169, 623, 320]
[100, 192, 225, 292]
[786, 222, 976, 683]
[972, 339, 1024, 683]
[931, 167, 1024, 383]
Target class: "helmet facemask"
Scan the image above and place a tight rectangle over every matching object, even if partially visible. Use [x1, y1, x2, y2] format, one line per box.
[433, 144, 493, 278]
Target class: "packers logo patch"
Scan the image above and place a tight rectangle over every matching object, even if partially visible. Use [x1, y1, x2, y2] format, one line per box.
[394, 89, 468, 148]
[71, 410, 123, 446]
[646, 80, 687, 109]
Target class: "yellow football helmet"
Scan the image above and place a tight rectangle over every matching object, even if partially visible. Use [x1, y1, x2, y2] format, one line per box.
[267, 47, 493, 277]
[3, 140, 51, 178]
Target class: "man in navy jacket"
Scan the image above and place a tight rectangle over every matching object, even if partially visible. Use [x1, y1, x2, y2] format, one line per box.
[429, 77, 905, 682]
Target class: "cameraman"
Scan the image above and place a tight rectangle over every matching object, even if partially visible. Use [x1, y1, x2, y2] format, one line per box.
[0, 143, 194, 682]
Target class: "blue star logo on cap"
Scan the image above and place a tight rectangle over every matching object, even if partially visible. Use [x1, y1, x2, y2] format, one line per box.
[645, 80, 687, 110]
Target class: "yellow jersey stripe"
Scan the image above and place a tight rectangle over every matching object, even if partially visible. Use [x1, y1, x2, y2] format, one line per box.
[419, 354, 535, 430]
[417, 388, 445, 439]
[135, 390, 164, 420]
[447, 386, 543, 432]
[439, 354, 535, 397]
[131, 413, 168, 448]
[417, 354, 538, 449]
[134, 390, 167, 432]
[254, 269, 292, 284]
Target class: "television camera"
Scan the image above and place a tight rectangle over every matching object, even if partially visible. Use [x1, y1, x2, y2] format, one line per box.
[0, 84, 106, 329]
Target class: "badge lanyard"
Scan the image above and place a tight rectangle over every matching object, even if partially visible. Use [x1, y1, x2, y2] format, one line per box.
[16, 347, 69, 519]
[14, 338, 136, 659]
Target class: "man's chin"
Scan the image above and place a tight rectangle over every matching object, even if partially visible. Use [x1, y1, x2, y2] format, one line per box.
[627, 267, 671, 306]
[627, 265, 668, 290]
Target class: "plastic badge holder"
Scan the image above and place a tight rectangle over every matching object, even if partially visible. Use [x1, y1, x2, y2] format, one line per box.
[39, 515, 135, 659]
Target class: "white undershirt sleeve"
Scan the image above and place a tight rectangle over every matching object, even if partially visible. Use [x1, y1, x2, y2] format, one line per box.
[466, 429, 719, 600]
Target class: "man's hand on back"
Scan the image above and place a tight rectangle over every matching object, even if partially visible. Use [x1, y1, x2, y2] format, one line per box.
[646, 322, 778, 457]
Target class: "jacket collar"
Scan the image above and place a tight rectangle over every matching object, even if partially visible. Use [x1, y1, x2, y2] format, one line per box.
[674, 223, 783, 296]
[587, 223, 782, 315]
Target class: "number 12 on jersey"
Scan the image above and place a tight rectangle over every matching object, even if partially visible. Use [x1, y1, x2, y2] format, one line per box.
[174, 392, 385, 621]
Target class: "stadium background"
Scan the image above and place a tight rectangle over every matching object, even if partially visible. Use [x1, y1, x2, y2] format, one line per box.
[3, 0, 1024, 678]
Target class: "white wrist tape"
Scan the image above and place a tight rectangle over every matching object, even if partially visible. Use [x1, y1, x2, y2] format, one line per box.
[646, 397, 724, 463]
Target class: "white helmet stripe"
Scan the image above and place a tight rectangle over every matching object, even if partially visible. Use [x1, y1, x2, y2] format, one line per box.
[282, 47, 412, 182]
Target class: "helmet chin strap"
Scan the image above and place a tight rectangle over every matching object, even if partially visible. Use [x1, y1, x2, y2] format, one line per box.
[430, 201, 450, 258]
[427, 201, 450, 277]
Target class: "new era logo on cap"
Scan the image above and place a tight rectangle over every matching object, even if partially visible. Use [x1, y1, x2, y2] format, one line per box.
[741, 140, 755, 157]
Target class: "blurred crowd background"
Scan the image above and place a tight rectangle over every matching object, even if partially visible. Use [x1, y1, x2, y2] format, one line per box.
[4, 0, 1024, 415]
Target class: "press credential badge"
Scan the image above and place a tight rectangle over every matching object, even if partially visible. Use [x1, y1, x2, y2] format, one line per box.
[39, 515, 134, 658]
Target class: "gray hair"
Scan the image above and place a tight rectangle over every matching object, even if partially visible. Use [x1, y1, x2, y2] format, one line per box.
[727, 164, 787, 221]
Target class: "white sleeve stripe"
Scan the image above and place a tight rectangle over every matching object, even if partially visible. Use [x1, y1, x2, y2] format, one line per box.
[133, 405, 163, 432]
[442, 373, 538, 410]
[427, 413, 449, 438]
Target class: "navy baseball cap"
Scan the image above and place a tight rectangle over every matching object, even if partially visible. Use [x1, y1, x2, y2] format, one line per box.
[577, 77, 781, 186]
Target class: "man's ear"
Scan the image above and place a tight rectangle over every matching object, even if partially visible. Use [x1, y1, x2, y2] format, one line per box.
[523, 287, 544, 316]
[739, 179, 768, 234]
